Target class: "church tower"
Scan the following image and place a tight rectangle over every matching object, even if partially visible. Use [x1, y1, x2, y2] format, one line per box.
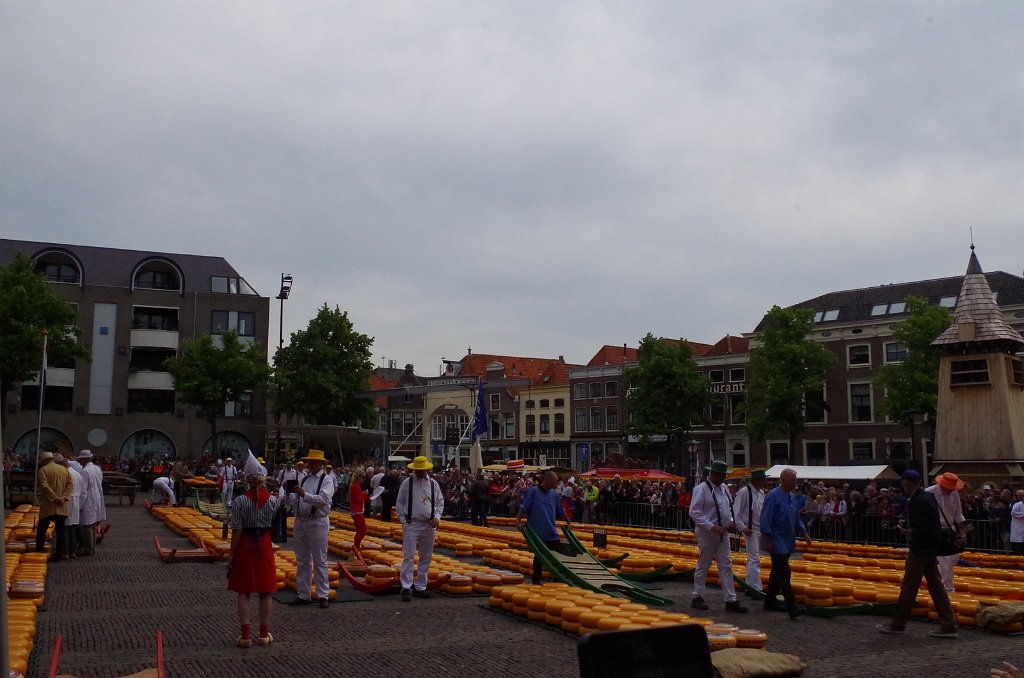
[931, 247, 1024, 483]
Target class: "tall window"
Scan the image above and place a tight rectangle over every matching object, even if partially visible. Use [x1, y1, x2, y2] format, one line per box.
[885, 342, 907, 364]
[769, 442, 789, 465]
[431, 415, 443, 440]
[851, 440, 874, 460]
[606, 406, 618, 430]
[847, 345, 870, 367]
[849, 383, 873, 422]
[573, 384, 587, 399]
[805, 388, 827, 423]
[590, 407, 603, 431]
[575, 408, 588, 432]
[710, 397, 725, 425]
[589, 382, 603, 398]
[212, 310, 256, 337]
[554, 413, 565, 434]
[489, 393, 501, 411]
[525, 399, 535, 409]
[539, 414, 550, 434]
[731, 443, 747, 467]
[504, 414, 515, 439]
[729, 394, 745, 425]
[805, 441, 827, 466]
[490, 416, 501, 440]
[605, 381, 618, 397]
[525, 414, 536, 436]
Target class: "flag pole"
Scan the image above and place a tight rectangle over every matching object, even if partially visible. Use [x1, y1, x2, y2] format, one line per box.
[32, 330, 49, 504]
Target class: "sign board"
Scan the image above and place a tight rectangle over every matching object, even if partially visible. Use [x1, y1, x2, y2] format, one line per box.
[427, 377, 478, 387]
[578, 442, 589, 455]
[539, 454, 547, 467]
[627, 434, 668, 443]
[711, 383, 744, 394]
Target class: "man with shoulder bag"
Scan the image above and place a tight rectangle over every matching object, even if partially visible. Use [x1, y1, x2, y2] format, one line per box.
[926, 472, 966, 592]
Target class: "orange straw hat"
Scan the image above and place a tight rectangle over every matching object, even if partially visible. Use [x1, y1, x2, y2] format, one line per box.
[934, 472, 964, 491]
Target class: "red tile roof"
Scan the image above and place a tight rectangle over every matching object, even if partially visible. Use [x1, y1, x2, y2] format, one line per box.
[454, 353, 580, 386]
[368, 373, 398, 408]
[587, 345, 639, 366]
[702, 335, 751, 357]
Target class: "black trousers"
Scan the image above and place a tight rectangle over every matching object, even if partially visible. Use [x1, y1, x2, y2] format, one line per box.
[381, 495, 396, 522]
[470, 499, 489, 526]
[764, 552, 795, 608]
[533, 540, 561, 583]
[36, 514, 66, 558]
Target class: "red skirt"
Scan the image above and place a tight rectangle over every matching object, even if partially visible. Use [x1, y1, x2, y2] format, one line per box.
[228, 531, 277, 595]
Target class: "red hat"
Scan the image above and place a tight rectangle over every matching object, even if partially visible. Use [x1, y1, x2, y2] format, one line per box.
[934, 472, 964, 491]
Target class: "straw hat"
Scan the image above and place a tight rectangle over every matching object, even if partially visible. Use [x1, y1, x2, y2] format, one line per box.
[302, 449, 327, 463]
[934, 472, 964, 491]
[407, 455, 434, 471]
[77, 450, 93, 460]
[40, 451, 54, 462]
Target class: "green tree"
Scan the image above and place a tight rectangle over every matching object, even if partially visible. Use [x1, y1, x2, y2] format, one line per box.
[623, 333, 713, 473]
[273, 304, 376, 427]
[874, 295, 950, 437]
[164, 329, 271, 456]
[743, 306, 835, 457]
[0, 253, 89, 431]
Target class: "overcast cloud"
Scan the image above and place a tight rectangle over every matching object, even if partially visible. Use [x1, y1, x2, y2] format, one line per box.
[3, 1, 1022, 374]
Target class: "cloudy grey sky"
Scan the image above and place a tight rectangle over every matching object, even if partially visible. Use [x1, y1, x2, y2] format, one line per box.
[3, 2, 1022, 374]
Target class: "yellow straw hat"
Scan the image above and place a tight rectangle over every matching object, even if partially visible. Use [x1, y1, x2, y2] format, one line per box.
[302, 449, 327, 463]
[407, 455, 433, 471]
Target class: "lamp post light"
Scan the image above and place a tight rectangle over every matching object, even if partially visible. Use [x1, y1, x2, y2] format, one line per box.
[274, 274, 293, 465]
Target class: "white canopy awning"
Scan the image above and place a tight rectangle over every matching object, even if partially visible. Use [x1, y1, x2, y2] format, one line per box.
[387, 455, 412, 462]
[764, 464, 898, 481]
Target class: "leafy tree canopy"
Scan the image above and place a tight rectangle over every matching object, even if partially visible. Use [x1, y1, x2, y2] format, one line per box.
[0, 253, 89, 422]
[624, 333, 712, 441]
[874, 295, 951, 429]
[273, 304, 376, 427]
[164, 329, 271, 453]
[743, 305, 834, 448]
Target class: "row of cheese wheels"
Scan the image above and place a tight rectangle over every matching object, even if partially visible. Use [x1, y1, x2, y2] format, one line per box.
[487, 582, 768, 649]
[7, 598, 38, 676]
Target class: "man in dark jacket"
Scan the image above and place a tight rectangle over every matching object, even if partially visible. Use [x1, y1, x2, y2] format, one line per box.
[877, 470, 958, 638]
[469, 472, 491, 526]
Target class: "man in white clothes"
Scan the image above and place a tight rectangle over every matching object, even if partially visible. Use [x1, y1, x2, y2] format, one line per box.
[733, 469, 767, 590]
[689, 460, 748, 613]
[219, 458, 239, 511]
[926, 472, 967, 592]
[287, 449, 336, 608]
[151, 475, 176, 506]
[397, 456, 444, 602]
[76, 450, 106, 556]
[277, 462, 303, 498]
[56, 455, 83, 557]
[1009, 489, 1024, 555]
[369, 466, 386, 519]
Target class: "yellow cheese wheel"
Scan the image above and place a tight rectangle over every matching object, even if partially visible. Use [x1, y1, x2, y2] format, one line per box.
[488, 595, 504, 608]
[832, 596, 857, 606]
[561, 620, 581, 634]
[527, 610, 546, 621]
[559, 606, 588, 624]
[578, 611, 607, 628]
[526, 597, 549, 612]
[596, 617, 630, 631]
[805, 586, 832, 599]
[446, 585, 473, 595]
[803, 597, 833, 607]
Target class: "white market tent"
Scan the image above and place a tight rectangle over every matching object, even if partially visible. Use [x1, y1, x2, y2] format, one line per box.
[387, 455, 412, 462]
[764, 465, 898, 481]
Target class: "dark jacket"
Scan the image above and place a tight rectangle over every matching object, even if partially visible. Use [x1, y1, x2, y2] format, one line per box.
[907, 487, 943, 552]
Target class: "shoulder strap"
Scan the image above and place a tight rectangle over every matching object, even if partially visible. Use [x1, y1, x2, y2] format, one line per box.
[706, 480, 723, 527]
[310, 473, 326, 516]
[748, 485, 754, 527]
[407, 478, 414, 522]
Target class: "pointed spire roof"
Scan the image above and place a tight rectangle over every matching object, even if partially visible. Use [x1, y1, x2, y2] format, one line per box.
[933, 247, 1024, 348]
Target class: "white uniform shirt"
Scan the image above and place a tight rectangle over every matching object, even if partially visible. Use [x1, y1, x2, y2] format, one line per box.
[396, 475, 445, 524]
[288, 470, 335, 519]
[79, 462, 106, 525]
[689, 480, 735, 536]
[733, 484, 765, 533]
[1009, 500, 1024, 543]
[153, 476, 175, 502]
[925, 485, 965, 528]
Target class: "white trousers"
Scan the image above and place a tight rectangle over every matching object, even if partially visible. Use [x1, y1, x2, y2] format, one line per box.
[744, 530, 762, 590]
[293, 516, 331, 600]
[400, 521, 436, 591]
[937, 554, 957, 592]
[152, 485, 176, 505]
[693, 531, 738, 603]
[221, 484, 235, 510]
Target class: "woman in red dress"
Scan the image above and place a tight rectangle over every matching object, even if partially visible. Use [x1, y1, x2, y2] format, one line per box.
[227, 469, 280, 648]
[349, 467, 368, 560]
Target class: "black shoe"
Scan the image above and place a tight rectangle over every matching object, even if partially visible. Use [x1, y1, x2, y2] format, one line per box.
[318, 597, 329, 609]
[413, 589, 431, 599]
[401, 588, 412, 602]
[788, 606, 800, 619]
[725, 601, 749, 613]
[290, 597, 313, 606]
[531, 579, 542, 585]
[764, 601, 782, 612]
[691, 597, 709, 610]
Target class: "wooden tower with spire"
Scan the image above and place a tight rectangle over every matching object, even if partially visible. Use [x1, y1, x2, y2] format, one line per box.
[931, 246, 1024, 483]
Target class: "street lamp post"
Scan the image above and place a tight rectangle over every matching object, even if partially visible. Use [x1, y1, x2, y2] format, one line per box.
[274, 274, 293, 465]
[686, 439, 700, 487]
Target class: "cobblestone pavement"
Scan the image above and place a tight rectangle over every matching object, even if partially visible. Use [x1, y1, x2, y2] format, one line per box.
[28, 504, 1019, 677]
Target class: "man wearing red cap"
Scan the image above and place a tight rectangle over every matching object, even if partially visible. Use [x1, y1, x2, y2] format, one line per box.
[926, 472, 966, 593]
